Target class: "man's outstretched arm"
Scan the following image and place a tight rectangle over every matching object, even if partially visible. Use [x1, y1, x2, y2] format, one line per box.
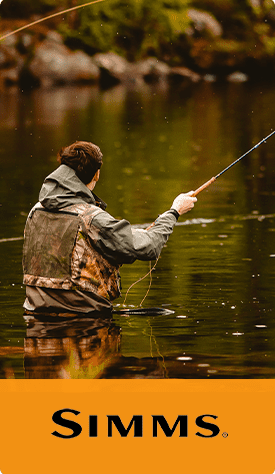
[88, 192, 197, 265]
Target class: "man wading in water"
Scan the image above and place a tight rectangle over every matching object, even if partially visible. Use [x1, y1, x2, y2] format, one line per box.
[22, 141, 197, 314]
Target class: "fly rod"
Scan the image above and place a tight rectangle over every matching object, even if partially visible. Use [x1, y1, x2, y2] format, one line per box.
[118, 130, 275, 315]
[192, 129, 275, 197]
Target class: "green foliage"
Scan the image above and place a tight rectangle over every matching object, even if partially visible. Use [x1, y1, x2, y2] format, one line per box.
[261, 35, 275, 56]
[59, 0, 192, 60]
[2, 0, 275, 70]
[165, 8, 191, 34]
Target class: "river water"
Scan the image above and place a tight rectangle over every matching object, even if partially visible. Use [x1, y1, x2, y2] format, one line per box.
[1, 79, 275, 378]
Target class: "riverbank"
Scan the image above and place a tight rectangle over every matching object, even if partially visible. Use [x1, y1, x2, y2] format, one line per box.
[0, 28, 251, 91]
[1, 0, 275, 91]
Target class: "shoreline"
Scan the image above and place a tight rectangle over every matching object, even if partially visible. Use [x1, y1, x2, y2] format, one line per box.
[0, 29, 252, 91]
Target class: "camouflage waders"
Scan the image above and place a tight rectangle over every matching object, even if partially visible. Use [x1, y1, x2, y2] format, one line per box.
[23, 203, 121, 302]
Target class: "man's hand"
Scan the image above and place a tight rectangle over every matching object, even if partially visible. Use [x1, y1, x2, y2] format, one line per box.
[171, 191, 197, 216]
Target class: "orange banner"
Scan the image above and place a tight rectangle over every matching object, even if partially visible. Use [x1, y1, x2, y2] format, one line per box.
[0, 379, 274, 474]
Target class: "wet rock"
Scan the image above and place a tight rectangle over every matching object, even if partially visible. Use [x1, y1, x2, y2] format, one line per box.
[29, 36, 100, 86]
[0, 33, 17, 48]
[46, 31, 64, 45]
[71, 51, 100, 82]
[113, 57, 171, 88]
[0, 37, 20, 69]
[227, 71, 249, 82]
[0, 47, 17, 69]
[93, 51, 129, 76]
[1, 67, 20, 85]
[17, 33, 34, 55]
[0, 50, 6, 68]
[93, 52, 129, 87]
[29, 40, 71, 86]
[169, 66, 201, 84]
[92, 52, 170, 89]
[187, 9, 223, 37]
[0, 36, 24, 86]
[203, 74, 217, 82]
[135, 57, 170, 83]
[21, 34, 33, 49]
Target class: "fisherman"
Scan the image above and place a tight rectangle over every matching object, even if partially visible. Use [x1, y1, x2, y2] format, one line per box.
[22, 141, 197, 314]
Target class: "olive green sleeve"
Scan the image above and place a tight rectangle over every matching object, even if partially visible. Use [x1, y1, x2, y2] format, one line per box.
[89, 210, 178, 265]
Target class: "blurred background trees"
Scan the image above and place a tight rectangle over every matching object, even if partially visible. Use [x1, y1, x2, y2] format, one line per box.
[1, 0, 275, 72]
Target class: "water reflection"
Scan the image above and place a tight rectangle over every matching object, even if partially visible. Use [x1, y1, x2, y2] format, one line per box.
[23, 312, 120, 379]
[1, 79, 275, 378]
[22, 311, 223, 379]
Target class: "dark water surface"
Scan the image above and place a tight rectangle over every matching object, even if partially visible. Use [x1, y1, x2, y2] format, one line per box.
[1, 80, 275, 378]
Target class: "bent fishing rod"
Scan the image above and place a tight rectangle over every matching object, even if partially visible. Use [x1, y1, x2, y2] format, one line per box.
[191, 129, 275, 197]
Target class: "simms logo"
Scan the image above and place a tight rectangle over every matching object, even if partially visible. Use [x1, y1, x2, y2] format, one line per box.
[51, 408, 225, 439]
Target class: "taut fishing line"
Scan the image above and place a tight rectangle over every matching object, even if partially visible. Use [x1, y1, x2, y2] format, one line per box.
[0, 0, 106, 42]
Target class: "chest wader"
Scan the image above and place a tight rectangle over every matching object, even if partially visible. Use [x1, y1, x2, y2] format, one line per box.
[23, 203, 121, 301]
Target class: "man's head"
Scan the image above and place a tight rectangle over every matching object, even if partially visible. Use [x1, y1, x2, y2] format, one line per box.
[57, 141, 103, 185]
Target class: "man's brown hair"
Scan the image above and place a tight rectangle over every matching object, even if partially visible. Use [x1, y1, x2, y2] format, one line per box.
[57, 141, 103, 185]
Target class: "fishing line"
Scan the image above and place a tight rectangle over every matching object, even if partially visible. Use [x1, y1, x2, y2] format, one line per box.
[123, 129, 275, 310]
[139, 260, 153, 307]
[123, 256, 160, 306]
[0, 0, 106, 42]
[0, 236, 24, 243]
